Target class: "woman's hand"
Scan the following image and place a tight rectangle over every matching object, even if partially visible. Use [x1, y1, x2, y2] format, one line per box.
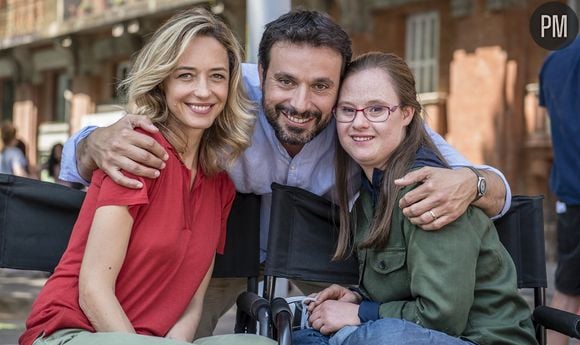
[309, 300, 360, 335]
[307, 284, 361, 312]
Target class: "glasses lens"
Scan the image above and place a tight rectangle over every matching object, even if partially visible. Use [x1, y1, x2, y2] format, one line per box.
[364, 106, 388, 122]
[335, 106, 356, 122]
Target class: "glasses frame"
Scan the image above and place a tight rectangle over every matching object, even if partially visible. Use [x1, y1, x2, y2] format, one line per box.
[333, 104, 402, 123]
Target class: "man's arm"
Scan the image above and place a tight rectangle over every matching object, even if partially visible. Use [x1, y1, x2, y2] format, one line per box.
[61, 115, 169, 188]
[62, 66, 259, 189]
[395, 126, 511, 230]
[61, 126, 96, 185]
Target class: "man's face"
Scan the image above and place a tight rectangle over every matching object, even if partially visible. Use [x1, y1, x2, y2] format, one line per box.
[260, 42, 343, 151]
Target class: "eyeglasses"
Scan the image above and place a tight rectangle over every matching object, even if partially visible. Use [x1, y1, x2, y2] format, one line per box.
[333, 104, 401, 123]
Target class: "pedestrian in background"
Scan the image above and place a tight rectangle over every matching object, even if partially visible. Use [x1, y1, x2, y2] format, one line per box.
[539, 36, 580, 345]
[0, 120, 29, 177]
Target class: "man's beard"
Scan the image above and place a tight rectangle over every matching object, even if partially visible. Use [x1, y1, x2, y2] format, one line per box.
[263, 100, 327, 146]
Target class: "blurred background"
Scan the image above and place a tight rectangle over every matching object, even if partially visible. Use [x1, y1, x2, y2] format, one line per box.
[0, 0, 578, 343]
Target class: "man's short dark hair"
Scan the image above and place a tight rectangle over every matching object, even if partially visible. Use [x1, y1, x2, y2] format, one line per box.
[258, 10, 352, 77]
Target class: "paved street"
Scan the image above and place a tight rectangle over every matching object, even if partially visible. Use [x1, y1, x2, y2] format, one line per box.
[0, 263, 564, 344]
[0, 268, 237, 344]
[0, 270, 48, 345]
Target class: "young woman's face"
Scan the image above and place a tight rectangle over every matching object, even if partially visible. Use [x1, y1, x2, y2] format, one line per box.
[163, 35, 229, 136]
[336, 68, 413, 178]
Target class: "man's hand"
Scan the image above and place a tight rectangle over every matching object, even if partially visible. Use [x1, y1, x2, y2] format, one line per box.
[395, 167, 505, 230]
[77, 115, 169, 188]
[309, 300, 360, 335]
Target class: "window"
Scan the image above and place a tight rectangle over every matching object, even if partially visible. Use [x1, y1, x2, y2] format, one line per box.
[54, 72, 71, 123]
[1, 79, 14, 121]
[451, 0, 475, 18]
[406, 11, 439, 93]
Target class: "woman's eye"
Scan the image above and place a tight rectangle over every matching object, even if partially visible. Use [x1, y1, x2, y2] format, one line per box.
[340, 107, 355, 114]
[178, 73, 193, 80]
[368, 106, 385, 114]
[211, 74, 226, 81]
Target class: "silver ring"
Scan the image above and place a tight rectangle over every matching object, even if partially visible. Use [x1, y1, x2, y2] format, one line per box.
[429, 210, 438, 220]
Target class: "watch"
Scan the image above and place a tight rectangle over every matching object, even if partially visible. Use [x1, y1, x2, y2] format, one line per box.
[463, 166, 486, 201]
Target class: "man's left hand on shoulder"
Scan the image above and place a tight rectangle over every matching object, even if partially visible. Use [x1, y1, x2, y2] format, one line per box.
[395, 166, 499, 231]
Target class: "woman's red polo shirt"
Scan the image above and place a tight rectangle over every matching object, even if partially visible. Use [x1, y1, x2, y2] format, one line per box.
[21, 130, 235, 345]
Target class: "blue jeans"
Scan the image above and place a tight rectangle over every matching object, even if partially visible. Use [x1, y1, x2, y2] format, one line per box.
[293, 318, 474, 345]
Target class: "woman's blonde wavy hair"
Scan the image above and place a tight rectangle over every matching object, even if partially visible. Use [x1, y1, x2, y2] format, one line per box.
[120, 8, 255, 176]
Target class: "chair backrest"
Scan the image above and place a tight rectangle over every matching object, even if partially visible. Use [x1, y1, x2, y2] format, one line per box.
[494, 195, 547, 290]
[213, 192, 261, 278]
[0, 173, 86, 272]
[0, 173, 261, 278]
[494, 195, 547, 345]
[264, 183, 359, 285]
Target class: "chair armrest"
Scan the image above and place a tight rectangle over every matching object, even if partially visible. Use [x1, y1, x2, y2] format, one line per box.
[235, 291, 271, 337]
[271, 298, 292, 345]
[533, 305, 580, 339]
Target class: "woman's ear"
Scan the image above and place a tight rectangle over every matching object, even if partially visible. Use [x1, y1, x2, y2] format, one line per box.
[401, 106, 415, 126]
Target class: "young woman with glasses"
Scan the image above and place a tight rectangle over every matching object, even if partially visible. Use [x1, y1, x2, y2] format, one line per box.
[293, 52, 537, 345]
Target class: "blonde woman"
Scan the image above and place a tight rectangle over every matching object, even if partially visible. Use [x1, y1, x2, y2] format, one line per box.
[21, 9, 272, 345]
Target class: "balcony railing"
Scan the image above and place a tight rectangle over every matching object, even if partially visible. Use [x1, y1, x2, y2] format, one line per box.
[0, 0, 205, 49]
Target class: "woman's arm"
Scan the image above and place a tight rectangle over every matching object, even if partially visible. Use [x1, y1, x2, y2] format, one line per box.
[78, 205, 135, 333]
[165, 257, 216, 342]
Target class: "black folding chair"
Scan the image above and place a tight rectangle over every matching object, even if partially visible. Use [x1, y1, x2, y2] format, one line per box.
[212, 192, 261, 291]
[495, 195, 580, 343]
[0, 173, 261, 276]
[0, 174, 86, 272]
[236, 183, 359, 344]
[251, 183, 579, 345]
[263, 183, 358, 300]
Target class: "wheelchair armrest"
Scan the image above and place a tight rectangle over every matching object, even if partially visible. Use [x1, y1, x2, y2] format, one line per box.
[533, 305, 580, 339]
[271, 298, 292, 345]
[235, 291, 271, 337]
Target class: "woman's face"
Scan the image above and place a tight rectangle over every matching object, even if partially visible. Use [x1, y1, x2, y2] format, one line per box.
[163, 35, 229, 137]
[336, 68, 413, 179]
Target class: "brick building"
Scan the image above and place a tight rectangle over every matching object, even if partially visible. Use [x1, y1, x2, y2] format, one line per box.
[1, 1, 577, 249]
